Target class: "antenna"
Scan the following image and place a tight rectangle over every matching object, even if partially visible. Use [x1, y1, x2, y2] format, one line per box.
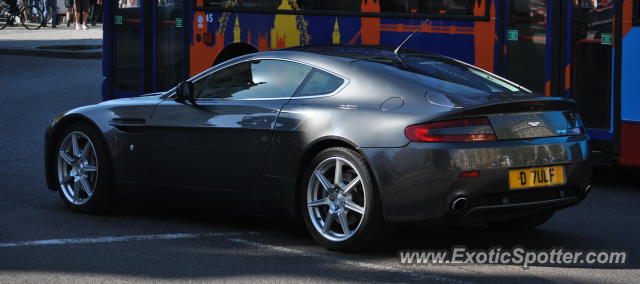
[394, 19, 430, 56]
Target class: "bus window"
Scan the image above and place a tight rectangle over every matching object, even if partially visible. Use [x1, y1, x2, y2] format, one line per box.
[203, 0, 483, 16]
[378, 0, 478, 15]
[506, 0, 547, 94]
[115, 1, 142, 93]
[571, 0, 614, 130]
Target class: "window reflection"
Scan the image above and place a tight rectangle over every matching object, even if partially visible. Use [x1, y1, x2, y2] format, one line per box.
[195, 60, 312, 99]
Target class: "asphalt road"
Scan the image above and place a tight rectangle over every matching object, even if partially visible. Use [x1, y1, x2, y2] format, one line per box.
[0, 54, 639, 283]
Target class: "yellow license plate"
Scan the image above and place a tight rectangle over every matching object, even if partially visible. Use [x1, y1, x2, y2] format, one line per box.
[508, 165, 565, 190]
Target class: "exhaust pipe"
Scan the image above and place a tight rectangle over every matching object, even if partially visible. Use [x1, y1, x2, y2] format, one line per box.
[450, 196, 468, 213]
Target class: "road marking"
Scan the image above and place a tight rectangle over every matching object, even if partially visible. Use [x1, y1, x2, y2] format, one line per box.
[228, 238, 473, 284]
[0, 232, 257, 248]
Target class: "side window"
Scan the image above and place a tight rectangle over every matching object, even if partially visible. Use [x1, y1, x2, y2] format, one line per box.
[296, 69, 345, 97]
[194, 60, 312, 99]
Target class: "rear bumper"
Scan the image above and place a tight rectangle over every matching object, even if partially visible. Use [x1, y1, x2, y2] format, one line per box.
[361, 134, 591, 223]
[461, 191, 583, 223]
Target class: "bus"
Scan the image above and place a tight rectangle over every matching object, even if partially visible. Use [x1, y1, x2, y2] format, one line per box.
[102, 0, 639, 166]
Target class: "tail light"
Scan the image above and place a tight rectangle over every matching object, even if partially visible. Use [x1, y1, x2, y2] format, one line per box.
[566, 112, 584, 136]
[567, 127, 584, 136]
[405, 117, 496, 142]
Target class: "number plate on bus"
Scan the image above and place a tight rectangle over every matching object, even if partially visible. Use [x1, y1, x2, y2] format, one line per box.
[508, 165, 565, 190]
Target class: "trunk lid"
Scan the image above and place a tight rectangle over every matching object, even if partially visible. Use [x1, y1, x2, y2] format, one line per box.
[432, 96, 584, 140]
[488, 111, 578, 140]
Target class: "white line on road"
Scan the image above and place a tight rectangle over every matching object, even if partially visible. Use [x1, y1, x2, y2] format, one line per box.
[0, 232, 258, 248]
[228, 238, 474, 284]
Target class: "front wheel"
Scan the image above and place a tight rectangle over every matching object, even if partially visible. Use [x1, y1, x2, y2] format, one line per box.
[20, 5, 44, 30]
[55, 123, 116, 213]
[301, 147, 392, 251]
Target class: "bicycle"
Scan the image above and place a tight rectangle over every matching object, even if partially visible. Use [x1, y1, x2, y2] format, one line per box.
[0, 0, 45, 30]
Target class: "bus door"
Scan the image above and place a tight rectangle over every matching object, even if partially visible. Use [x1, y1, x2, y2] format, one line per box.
[153, 0, 187, 92]
[107, 0, 187, 99]
[570, 0, 616, 140]
[111, 1, 146, 98]
[505, 0, 557, 95]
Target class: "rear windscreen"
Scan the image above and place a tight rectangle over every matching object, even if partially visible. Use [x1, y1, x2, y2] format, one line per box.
[401, 54, 531, 95]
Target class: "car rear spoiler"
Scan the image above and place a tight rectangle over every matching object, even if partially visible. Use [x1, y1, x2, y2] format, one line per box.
[437, 97, 579, 120]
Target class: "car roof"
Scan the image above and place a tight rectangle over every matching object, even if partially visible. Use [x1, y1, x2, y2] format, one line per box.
[238, 45, 445, 69]
[283, 45, 439, 59]
[236, 45, 449, 81]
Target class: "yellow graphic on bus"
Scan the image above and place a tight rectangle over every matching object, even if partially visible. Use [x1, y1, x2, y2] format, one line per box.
[333, 18, 341, 44]
[271, 0, 301, 48]
[233, 16, 241, 43]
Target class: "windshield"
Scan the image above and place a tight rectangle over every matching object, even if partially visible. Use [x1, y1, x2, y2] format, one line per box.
[400, 54, 531, 95]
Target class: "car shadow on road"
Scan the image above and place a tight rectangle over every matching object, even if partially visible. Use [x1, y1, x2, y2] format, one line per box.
[2, 179, 636, 283]
[104, 186, 638, 271]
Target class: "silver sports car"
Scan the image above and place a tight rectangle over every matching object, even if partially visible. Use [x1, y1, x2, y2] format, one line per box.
[45, 46, 591, 251]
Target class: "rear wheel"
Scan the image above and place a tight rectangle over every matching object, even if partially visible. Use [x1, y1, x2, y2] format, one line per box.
[20, 5, 44, 30]
[301, 147, 391, 251]
[55, 123, 116, 213]
[486, 211, 555, 230]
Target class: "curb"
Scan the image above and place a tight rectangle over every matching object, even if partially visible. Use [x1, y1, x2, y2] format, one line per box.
[0, 47, 102, 58]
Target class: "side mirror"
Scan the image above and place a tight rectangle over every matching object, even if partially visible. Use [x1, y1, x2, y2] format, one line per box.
[176, 81, 195, 104]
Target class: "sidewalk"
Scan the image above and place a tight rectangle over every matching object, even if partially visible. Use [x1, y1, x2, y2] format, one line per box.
[0, 24, 102, 58]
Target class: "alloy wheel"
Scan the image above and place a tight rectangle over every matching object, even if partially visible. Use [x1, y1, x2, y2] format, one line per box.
[307, 157, 367, 242]
[57, 131, 99, 205]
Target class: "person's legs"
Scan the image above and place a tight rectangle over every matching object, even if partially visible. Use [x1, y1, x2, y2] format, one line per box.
[73, 0, 88, 28]
[73, 0, 80, 27]
[64, 0, 72, 26]
[41, 0, 49, 24]
[81, 0, 88, 28]
[88, 0, 96, 25]
[96, 3, 102, 23]
[47, 0, 57, 27]
[66, 7, 71, 26]
[73, 0, 89, 29]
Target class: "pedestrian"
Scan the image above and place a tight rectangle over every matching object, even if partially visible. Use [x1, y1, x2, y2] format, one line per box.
[88, 0, 101, 26]
[73, 0, 89, 30]
[45, 0, 57, 28]
[64, 0, 73, 27]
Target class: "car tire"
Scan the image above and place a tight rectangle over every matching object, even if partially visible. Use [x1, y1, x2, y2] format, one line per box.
[486, 211, 555, 230]
[54, 122, 116, 213]
[300, 147, 392, 251]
